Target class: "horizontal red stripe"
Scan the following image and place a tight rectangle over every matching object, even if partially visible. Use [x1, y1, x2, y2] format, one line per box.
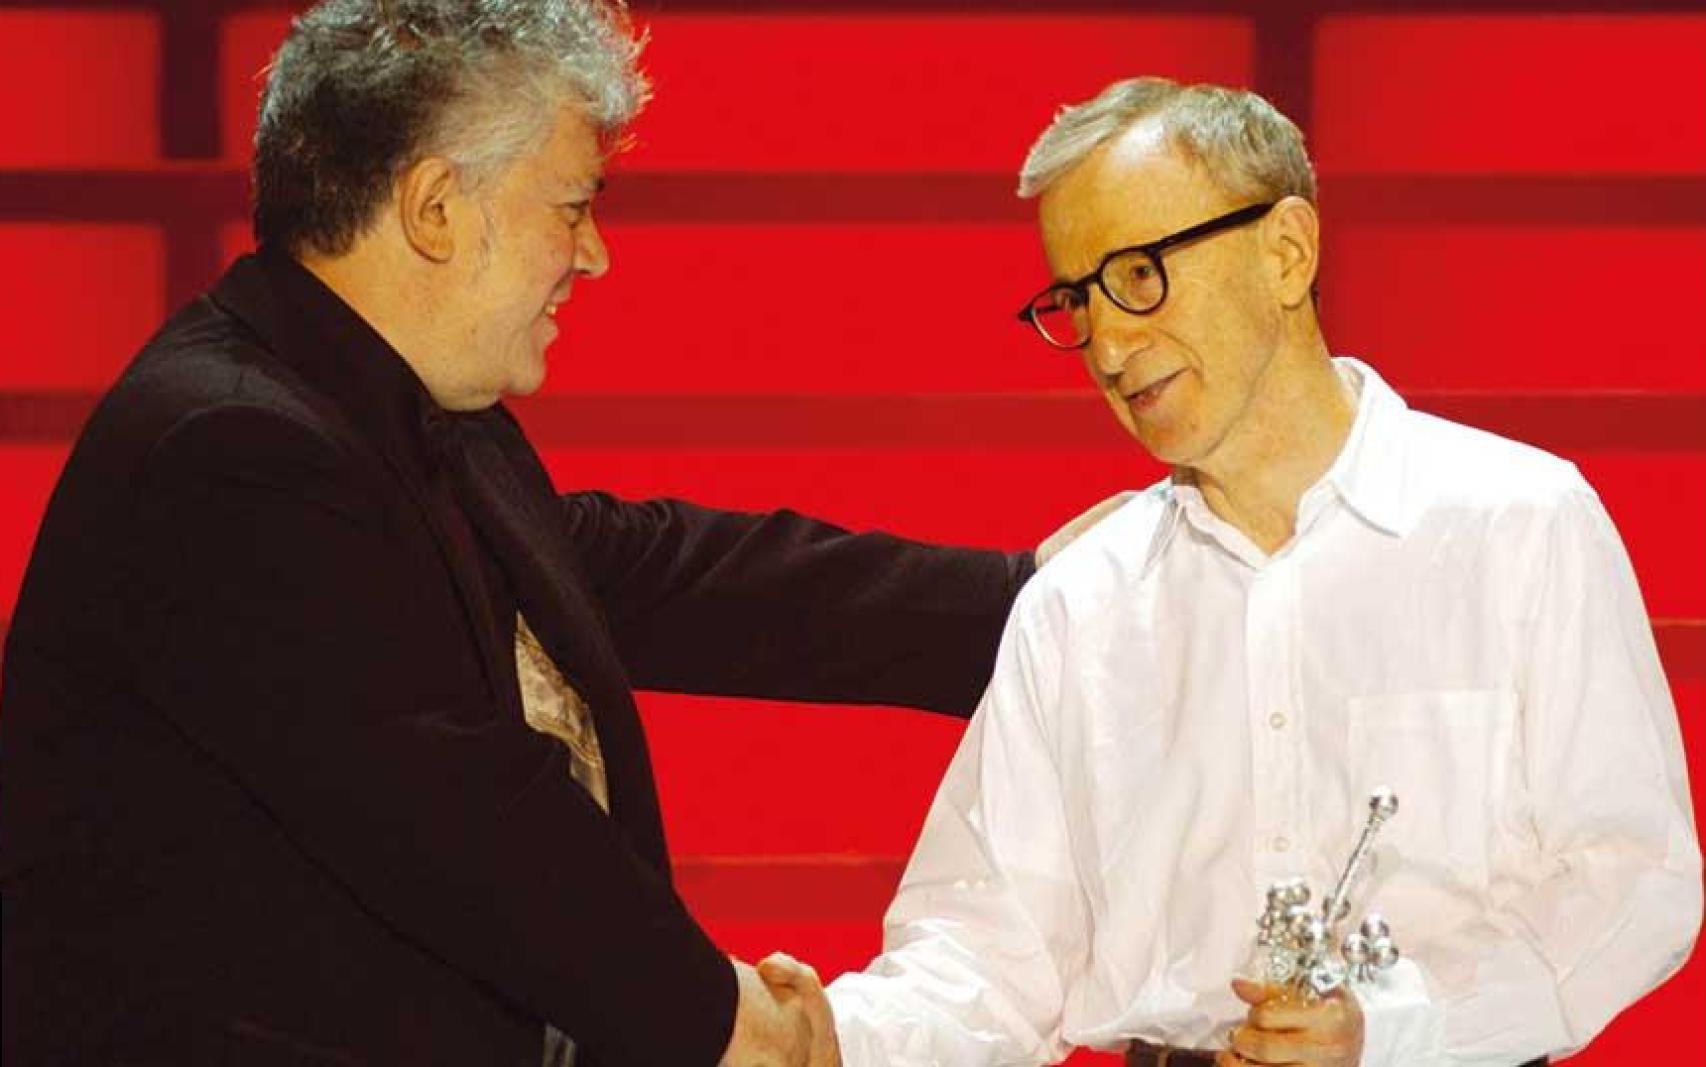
[664, 660, 1691, 901]
[532, 446, 1705, 616]
[673, 855, 904, 922]
[664, 659, 1698, 913]
[464, 392, 1706, 452]
[0, 168, 248, 222]
[7, 172, 1706, 226]
[1315, 15, 1706, 174]
[633, 0, 1705, 8]
[9, 209, 1706, 396]
[596, 174, 1706, 225]
[4, 391, 1705, 451]
[23, 0, 1706, 10]
[652, 657, 1703, 864]
[1660, 623, 1706, 683]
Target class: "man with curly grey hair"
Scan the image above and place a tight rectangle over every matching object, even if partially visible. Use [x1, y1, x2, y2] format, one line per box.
[0, 2, 1050, 1064]
[808, 76, 1700, 1067]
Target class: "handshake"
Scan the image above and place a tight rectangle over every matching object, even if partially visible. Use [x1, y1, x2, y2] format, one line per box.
[719, 953, 841, 1067]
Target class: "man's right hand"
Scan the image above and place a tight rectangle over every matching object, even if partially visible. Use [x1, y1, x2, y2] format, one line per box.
[757, 952, 841, 1067]
[1216, 976, 1365, 1067]
[720, 956, 834, 1066]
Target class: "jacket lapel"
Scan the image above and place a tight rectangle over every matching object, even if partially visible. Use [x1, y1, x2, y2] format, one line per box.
[207, 253, 516, 711]
[447, 410, 672, 874]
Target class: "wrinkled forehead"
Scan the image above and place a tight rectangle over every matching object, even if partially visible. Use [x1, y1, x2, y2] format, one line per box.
[1037, 121, 1234, 271]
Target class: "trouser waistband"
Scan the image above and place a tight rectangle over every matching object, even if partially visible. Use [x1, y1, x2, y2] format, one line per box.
[1124, 1039, 1549, 1067]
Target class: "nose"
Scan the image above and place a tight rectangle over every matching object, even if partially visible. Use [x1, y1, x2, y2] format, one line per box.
[1083, 288, 1147, 381]
[573, 212, 610, 279]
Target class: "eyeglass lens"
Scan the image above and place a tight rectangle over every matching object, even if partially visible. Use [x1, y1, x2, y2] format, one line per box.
[1028, 249, 1166, 348]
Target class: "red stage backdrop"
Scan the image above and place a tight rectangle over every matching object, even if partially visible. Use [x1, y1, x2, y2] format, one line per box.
[1, 2, 1702, 1062]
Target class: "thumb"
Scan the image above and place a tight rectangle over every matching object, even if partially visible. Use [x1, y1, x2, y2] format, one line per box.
[1231, 976, 1275, 1006]
[758, 951, 818, 990]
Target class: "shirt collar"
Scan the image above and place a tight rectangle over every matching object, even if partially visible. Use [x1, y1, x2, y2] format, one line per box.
[211, 248, 463, 479]
[1155, 356, 1418, 567]
[1320, 357, 1416, 538]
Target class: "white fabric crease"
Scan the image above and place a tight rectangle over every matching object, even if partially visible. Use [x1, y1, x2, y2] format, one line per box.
[828, 359, 1701, 1067]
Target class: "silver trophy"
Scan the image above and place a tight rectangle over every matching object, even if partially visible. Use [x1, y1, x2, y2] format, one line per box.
[1254, 789, 1401, 1001]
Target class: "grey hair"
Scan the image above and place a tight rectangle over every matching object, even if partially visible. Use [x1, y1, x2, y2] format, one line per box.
[1018, 77, 1315, 205]
[254, 0, 650, 256]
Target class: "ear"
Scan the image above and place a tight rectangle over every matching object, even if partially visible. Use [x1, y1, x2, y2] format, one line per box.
[1264, 195, 1320, 310]
[394, 156, 463, 264]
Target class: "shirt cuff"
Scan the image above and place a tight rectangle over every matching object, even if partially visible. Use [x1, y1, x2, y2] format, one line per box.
[1356, 960, 1444, 1067]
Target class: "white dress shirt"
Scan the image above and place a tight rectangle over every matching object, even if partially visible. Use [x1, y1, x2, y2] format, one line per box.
[828, 359, 1701, 1067]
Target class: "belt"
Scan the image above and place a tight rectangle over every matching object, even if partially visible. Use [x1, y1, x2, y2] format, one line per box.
[1126, 1041, 1549, 1067]
[1125, 1040, 1216, 1067]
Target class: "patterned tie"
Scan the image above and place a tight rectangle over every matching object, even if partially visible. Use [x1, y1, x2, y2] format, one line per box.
[514, 612, 609, 812]
[514, 612, 608, 1067]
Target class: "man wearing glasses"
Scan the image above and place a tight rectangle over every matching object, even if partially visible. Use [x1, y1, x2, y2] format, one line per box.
[779, 77, 1701, 1067]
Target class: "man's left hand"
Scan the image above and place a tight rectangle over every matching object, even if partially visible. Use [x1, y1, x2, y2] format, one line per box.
[1216, 976, 1364, 1067]
[1036, 491, 1136, 567]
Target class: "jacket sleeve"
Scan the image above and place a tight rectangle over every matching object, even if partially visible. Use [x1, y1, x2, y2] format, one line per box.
[127, 406, 737, 1065]
[560, 491, 1034, 716]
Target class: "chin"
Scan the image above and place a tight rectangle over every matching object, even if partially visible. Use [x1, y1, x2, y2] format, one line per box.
[1131, 422, 1203, 468]
[505, 359, 550, 398]
[1107, 399, 1180, 463]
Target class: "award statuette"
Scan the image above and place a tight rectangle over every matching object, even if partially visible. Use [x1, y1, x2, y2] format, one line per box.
[1253, 789, 1402, 1000]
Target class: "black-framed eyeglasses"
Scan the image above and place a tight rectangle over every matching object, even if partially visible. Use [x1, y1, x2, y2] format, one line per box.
[1016, 202, 1276, 351]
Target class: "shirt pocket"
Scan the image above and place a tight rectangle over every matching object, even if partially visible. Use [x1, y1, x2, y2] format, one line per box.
[1346, 687, 1517, 888]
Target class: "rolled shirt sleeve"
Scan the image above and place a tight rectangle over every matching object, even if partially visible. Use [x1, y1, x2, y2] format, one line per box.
[829, 584, 1092, 1066]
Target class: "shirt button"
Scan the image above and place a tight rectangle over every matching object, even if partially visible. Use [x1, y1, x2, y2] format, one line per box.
[1273, 836, 1291, 853]
[1269, 711, 1287, 730]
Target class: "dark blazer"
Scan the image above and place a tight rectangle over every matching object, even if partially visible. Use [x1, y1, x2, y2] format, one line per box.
[0, 253, 1030, 1065]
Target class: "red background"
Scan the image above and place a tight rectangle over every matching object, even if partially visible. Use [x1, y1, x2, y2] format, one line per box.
[1, 2, 1702, 1061]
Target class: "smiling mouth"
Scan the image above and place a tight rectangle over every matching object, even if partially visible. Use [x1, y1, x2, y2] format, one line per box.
[1125, 371, 1180, 411]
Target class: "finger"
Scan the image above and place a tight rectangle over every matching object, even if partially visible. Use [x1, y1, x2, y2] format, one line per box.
[801, 989, 840, 1067]
[758, 951, 818, 991]
[787, 953, 822, 986]
[1250, 989, 1352, 1035]
[761, 950, 816, 977]
[1248, 997, 1321, 1032]
[1229, 1022, 1309, 1066]
[1231, 977, 1275, 1006]
[770, 963, 838, 1067]
[757, 951, 798, 980]
[1235, 976, 1276, 1003]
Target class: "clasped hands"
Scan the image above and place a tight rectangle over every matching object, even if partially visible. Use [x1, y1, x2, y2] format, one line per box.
[716, 953, 1363, 1067]
[1214, 976, 1364, 1067]
[719, 952, 840, 1067]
